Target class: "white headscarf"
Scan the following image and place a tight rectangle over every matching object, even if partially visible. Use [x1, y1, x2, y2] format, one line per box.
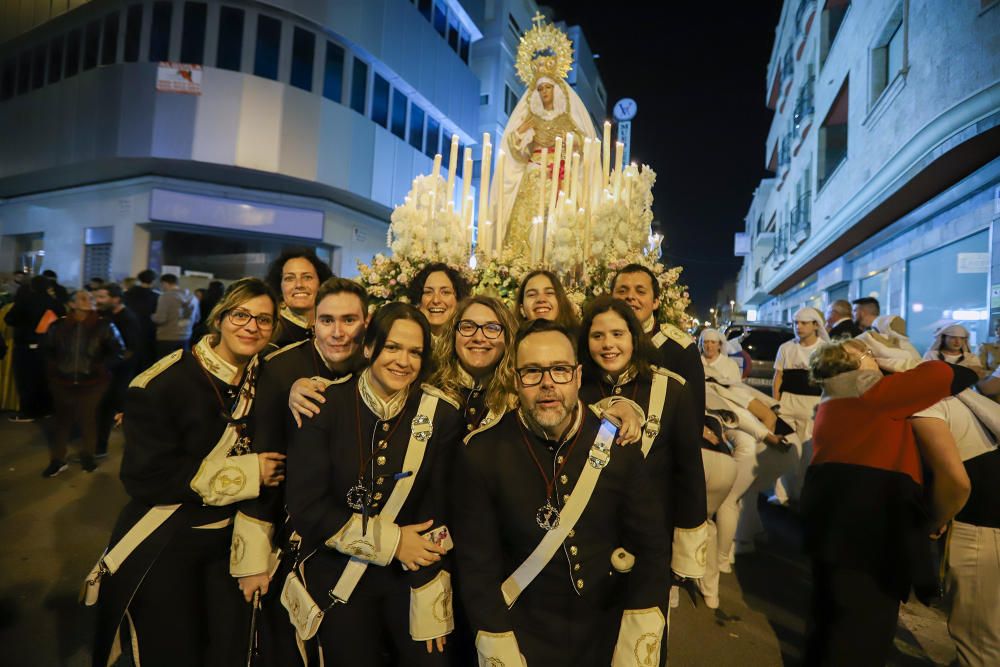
[699, 327, 741, 356]
[793, 306, 829, 342]
[927, 322, 972, 356]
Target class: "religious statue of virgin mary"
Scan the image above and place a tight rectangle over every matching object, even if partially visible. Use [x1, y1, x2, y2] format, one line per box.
[499, 15, 597, 260]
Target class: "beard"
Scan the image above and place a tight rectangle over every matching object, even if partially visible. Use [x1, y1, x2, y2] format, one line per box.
[528, 392, 572, 429]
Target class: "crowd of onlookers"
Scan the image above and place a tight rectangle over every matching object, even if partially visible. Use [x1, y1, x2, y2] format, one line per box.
[699, 295, 999, 666]
[0, 268, 224, 474]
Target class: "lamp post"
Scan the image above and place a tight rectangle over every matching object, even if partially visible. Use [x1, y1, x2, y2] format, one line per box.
[709, 307, 716, 327]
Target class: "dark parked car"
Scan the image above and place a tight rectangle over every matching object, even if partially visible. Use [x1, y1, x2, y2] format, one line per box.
[722, 323, 795, 393]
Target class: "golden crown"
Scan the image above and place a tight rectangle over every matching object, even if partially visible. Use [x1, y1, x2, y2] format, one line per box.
[515, 13, 575, 87]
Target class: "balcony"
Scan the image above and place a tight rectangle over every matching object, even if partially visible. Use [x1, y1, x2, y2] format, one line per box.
[789, 199, 811, 249]
[792, 77, 815, 153]
[779, 46, 795, 112]
[795, 0, 818, 59]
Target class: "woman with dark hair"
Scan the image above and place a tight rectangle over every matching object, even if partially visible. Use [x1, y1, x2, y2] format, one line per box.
[407, 262, 470, 338]
[577, 295, 708, 598]
[285, 302, 463, 666]
[89, 277, 286, 667]
[266, 249, 335, 347]
[516, 269, 580, 331]
[429, 295, 518, 433]
[192, 280, 226, 343]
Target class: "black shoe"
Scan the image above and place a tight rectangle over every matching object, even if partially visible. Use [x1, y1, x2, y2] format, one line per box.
[42, 460, 69, 478]
[81, 455, 97, 473]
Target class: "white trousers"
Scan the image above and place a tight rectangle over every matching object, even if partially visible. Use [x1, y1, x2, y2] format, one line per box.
[946, 520, 1000, 667]
[773, 392, 818, 504]
[699, 449, 737, 601]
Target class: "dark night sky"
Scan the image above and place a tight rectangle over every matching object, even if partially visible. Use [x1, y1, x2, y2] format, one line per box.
[544, 1, 783, 317]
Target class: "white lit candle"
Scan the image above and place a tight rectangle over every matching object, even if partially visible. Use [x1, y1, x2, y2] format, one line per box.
[613, 141, 624, 200]
[493, 149, 505, 256]
[432, 153, 442, 181]
[537, 148, 548, 220]
[478, 133, 492, 254]
[548, 136, 562, 220]
[569, 152, 580, 203]
[446, 134, 459, 204]
[602, 121, 611, 186]
[461, 147, 473, 250]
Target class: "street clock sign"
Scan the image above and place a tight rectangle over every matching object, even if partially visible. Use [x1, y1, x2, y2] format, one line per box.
[613, 98, 637, 165]
[613, 98, 637, 121]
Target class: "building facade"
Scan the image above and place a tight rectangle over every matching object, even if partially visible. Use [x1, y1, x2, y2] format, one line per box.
[0, 0, 606, 288]
[735, 0, 1000, 353]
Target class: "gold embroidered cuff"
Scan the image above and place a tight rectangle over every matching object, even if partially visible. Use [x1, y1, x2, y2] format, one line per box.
[475, 630, 525, 667]
[230, 511, 276, 577]
[324, 513, 401, 567]
[409, 571, 455, 641]
[190, 453, 261, 506]
[612, 607, 665, 667]
[671, 522, 709, 579]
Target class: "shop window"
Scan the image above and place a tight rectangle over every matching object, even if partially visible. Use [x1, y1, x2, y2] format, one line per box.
[124, 5, 142, 63]
[322, 41, 344, 103]
[391, 89, 407, 140]
[16, 50, 30, 95]
[870, 3, 905, 106]
[101, 13, 119, 66]
[149, 1, 172, 62]
[65, 30, 81, 78]
[290, 27, 315, 92]
[820, 0, 850, 66]
[906, 230, 989, 353]
[84, 227, 113, 283]
[84, 20, 101, 70]
[858, 270, 888, 306]
[409, 103, 425, 151]
[447, 19, 459, 52]
[818, 78, 848, 190]
[254, 15, 282, 81]
[433, 3, 447, 37]
[508, 13, 522, 42]
[350, 58, 368, 114]
[216, 7, 244, 71]
[371, 73, 389, 127]
[47, 37, 63, 84]
[31, 45, 46, 90]
[181, 2, 207, 65]
[425, 116, 440, 158]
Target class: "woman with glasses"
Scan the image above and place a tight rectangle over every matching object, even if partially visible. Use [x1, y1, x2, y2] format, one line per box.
[91, 278, 287, 667]
[285, 302, 464, 666]
[428, 295, 519, 434]
[577, 296, 708, 595]
[407, 263, 471, 339]
[515, 269, 580, 331]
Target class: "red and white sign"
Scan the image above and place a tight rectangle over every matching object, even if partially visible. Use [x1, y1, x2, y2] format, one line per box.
[156, 62, 202, 95]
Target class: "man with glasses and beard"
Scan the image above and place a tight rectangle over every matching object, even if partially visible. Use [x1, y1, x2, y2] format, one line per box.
[230, 278, 369, 666]
[453, 319, 670, 666]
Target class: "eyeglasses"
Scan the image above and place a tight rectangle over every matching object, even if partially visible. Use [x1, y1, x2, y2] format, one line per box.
[857, 348, 874, 362]
[228, 309, 275, 330]
[456, 320, 504, 339]
[515, 364, 577, 387]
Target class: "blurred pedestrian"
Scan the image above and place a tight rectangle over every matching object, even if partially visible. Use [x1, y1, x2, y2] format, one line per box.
[42, 290, 123, 476]
[94, 283, 141, 458]
[192, 280, 224, 344]
[851, 297, 880, 332]
[4, 275, 63, 421]
[912, 392, 1000, 667]
[825, 299, 861, 339]
[124, 269, 160, 372]
[771, 307, 827, 506]
[151, 273, 199, 358]
[801, 339, 977, 666]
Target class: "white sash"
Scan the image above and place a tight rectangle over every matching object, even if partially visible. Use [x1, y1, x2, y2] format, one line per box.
[641, 372, 669, 458]
[500, 419, 618, 608]
[329, 392, 441, 602]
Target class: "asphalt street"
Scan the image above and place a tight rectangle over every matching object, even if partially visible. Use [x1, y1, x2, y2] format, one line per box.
[0, 416, 956, 666]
